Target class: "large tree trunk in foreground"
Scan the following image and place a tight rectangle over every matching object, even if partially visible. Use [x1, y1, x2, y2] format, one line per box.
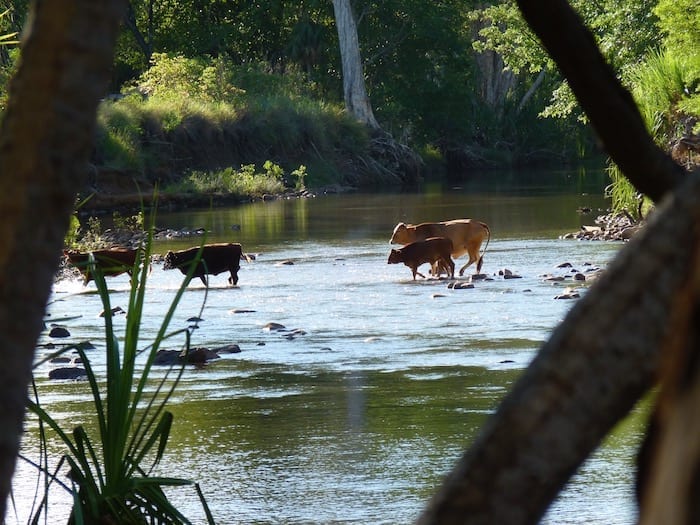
[332, 0, 380, 130]
[0, 0, 125, 518]
[417, 1, 695, 524]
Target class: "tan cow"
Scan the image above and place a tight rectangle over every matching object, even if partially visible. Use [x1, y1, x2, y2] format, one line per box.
[390, 219, 490, 275]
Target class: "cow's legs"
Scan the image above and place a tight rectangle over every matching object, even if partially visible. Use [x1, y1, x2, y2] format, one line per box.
[443, 257, 455, 278]
[458, 257, 476, 276]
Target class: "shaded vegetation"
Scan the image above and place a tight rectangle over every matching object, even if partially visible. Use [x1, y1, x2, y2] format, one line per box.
[0, 1, 698, 202]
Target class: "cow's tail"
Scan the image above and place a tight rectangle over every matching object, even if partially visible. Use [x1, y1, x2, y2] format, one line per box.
[476, 222, 491, 274]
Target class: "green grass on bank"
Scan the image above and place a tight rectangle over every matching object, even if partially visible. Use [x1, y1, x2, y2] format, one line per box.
[94, 56, 374, 191]
[607, 48, 700, 218]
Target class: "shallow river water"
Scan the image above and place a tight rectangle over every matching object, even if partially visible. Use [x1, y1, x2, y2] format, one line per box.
[14, 175, 647, 524]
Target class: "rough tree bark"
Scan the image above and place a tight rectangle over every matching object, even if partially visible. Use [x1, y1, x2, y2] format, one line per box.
[0, 0, 125, 518]
[416, 1, 696, 524]
[331, 0, 380, 130]
[470, 19, 516, 115]
[637, 220, 700, 525]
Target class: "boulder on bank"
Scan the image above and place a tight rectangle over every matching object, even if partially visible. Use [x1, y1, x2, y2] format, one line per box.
[561, 212, 642, 241]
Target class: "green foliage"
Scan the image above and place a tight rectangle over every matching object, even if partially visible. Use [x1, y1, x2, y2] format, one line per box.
[63, 214, 82, 249]
[64, 212, 146, 251]
[26, 210, 214, 523]
[112, 210, 144, 232]
[131, 54, 322, 108]
[71, 217, 107, 251]
[607, 48, 700, 215]
[470, 0, 660, 121]
[291, 165, 307, 190]
[167, 161, 300, 197]
[0, 6, 20, 111]
[90, 53, 369, 189]
[654, 0, 700, 57]
[359, 0, 480, 144]
[627, 49, 700, 141]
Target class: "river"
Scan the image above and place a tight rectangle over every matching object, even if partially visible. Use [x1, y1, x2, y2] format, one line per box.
[13, 172, 645, 524]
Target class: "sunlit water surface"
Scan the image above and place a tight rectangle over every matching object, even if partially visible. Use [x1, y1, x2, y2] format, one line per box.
[13, 179, 646, 524]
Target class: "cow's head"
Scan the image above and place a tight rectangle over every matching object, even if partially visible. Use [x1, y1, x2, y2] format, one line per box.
[387, 249, 403, 265]
[390, 222, 414, 245]
[163, 251, 175, 270]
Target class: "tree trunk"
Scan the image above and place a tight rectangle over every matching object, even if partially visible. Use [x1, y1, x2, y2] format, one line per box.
[416, 1, 696, 523]
[516, 69, 545, 114]
[470, 19, 516, 114]
[0, 0, 125, 518]
[125, 0, 153, 64]
[331, 0, 380, 130]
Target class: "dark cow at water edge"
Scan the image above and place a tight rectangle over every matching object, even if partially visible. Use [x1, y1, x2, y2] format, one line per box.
[63, 248, 141, 284]
[163, 243, 245, 286]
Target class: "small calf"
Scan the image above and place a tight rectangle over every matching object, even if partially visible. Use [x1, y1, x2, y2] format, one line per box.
[387, 237, 454, 280]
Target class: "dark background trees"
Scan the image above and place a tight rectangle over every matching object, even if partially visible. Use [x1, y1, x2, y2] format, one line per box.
[2, 0, 695, 188]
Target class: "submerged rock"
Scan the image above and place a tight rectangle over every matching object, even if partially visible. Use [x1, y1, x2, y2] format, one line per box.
[153, 347, 221, 366]
[49, 367, 87, 380]
[49, 326, 70, 338]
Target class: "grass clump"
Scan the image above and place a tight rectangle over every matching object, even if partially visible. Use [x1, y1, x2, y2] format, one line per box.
[167, 161, 307, 198]
[91, 55, 372, 192]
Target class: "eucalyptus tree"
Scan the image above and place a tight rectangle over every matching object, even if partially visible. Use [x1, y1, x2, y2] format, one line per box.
[331, 0, 379, 129]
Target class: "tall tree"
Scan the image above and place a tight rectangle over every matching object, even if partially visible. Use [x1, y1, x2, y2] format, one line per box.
[0, 0, 125, 518]
[331, 0, 380, 129]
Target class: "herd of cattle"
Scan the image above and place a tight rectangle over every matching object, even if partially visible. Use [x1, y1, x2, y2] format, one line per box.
[63, 218, 491, 285]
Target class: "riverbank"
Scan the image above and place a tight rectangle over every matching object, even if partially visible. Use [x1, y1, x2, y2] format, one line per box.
[78, 166, 356, 217]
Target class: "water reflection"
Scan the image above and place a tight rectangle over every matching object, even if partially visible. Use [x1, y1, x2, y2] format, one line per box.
[158, 171, 607, 247]
[17, 179, 645, 524]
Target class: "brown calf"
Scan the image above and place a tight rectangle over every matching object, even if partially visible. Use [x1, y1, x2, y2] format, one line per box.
[387, 237, 454, 280]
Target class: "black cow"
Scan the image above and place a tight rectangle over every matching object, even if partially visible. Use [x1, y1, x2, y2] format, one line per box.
[163, 243, 243, 286]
